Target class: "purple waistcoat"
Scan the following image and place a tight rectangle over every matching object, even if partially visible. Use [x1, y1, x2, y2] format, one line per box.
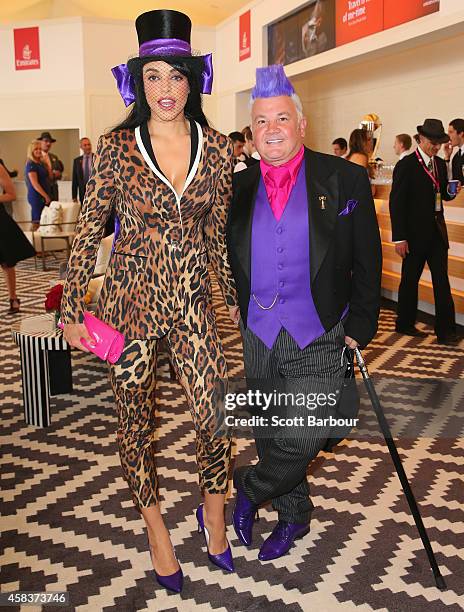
[248, 163, 325, 349]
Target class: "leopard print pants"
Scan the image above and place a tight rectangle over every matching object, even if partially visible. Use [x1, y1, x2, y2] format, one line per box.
[108, 321, 231, 511]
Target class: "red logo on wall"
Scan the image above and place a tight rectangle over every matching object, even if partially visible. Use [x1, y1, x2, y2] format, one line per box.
[14, 27, 41, 70]
[239, 11, 251, 61]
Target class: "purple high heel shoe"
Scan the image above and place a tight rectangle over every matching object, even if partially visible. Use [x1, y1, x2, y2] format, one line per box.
[148, 540, 183, 593]
[196, 504, 235, 573]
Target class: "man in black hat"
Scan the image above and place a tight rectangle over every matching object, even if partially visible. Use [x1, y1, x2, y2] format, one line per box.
[389, 118, 461, 345]
[38, 131, 64, 201]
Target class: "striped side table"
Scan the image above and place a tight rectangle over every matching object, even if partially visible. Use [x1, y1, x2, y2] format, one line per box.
[11, 314, 73, 427]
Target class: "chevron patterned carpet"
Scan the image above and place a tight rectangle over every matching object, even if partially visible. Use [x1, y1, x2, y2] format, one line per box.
[1, 256, 463, 611]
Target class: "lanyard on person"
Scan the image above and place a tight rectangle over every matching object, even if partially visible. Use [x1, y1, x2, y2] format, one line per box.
[415, 149, 442, 211]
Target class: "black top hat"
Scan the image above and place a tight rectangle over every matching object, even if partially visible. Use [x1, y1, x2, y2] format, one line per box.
[37, 131, 56, 142]
[416, 119, 449, 144]
[135, 10, 192, 49]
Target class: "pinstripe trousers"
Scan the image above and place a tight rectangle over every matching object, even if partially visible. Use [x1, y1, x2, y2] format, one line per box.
[239, 321, 347, 524]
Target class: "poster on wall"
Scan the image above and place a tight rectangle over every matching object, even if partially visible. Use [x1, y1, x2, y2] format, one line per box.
[335, 0, 383, 47]
[14, 27, 41, 70]
[239, 11, 251, 61]
[383, 0, 440, 30]
[268, 0, 336, 67]
[267, 0, 440, 66]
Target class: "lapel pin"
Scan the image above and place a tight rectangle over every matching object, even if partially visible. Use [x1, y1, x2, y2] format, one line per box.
[318, 196, 327, 210]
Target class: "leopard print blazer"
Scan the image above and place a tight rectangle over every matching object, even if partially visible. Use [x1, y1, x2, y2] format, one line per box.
[61, 123, 238, 339]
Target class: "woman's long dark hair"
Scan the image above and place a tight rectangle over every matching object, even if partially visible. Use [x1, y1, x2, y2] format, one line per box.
[347, 128, 370, 159]
[109, 56, 209, 133]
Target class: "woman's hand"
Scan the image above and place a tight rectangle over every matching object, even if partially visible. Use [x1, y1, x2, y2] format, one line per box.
[44, 194, 51, 205]
[62, 322, 95, 352]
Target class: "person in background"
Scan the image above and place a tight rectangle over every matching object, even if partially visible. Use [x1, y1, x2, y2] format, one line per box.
[242, 126, 260, 164]
[332, 137, 348, 158]
[393, 133, 412, 161]
[72, 137, 95, 205]
[25, 140, 51, 230]
[0, 164, 36, 314]
[346, 129, 376, 196]
[38, 131, 64, 201]
[228, 131, 246, 165]
[389, 119, 460, 345]
[234, 126, 260, 172]
[444, 118, 464, 184]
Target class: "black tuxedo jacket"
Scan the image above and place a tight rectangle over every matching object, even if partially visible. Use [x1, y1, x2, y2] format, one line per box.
[72, 154, 94, 202]
[226, 147, 382, 349]
[389, 151, 454, 248]
[451, 150, 464, 184]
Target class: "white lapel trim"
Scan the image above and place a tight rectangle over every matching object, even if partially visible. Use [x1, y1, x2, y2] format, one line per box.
[134, 121, 203, 247]
[134, 121, 203, 201]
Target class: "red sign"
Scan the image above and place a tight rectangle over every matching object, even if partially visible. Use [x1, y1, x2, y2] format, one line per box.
[336, 0, 383, 47]
[14, 27, 41, 71]
[239, 11, 251, 61]
[383, 0, 440, 30]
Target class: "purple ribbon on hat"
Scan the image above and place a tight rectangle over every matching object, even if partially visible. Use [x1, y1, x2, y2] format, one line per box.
[338, 199, 358, 216]
[111, 37, 213, 106]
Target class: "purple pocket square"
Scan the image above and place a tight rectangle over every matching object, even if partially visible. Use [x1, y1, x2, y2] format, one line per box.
[338, 199, 358, 216]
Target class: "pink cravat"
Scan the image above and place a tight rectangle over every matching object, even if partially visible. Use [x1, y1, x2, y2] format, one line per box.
[261, 146, 305, 221]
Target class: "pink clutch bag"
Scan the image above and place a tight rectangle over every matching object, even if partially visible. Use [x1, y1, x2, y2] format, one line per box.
[58, 311, 125, 364]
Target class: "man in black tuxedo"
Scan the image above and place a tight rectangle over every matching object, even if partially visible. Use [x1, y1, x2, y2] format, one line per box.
[72, 137, 94, 205]
[389, 118, 460, 344]
[444, 118, 464, 184]
[226, 65, 381, 561]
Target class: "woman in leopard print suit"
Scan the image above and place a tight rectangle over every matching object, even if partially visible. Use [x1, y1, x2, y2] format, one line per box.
[61, 10, 239, 591]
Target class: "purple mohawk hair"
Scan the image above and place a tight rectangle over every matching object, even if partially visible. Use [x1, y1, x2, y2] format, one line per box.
[251, 64, 295, 100]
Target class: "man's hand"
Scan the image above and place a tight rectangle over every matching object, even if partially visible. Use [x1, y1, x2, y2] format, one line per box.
[344, 336, 358, 349]
[228, 305, 240, 326]
[72, 198, 78, 203]
[443, 141, 453, 160]
[456, 182, 462, 194]
[395, 240, 409, 259]
[63, 322, 95, 353]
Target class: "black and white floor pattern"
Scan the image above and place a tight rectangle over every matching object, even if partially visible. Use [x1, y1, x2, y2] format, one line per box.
[1, 257, 463, 611]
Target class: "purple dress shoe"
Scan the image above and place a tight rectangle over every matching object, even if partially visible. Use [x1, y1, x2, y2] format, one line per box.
[196, 504, 235, 572]
[148, 541, 183, 593]
[258, 521, 310, 561]
[232, 474, 259, 547]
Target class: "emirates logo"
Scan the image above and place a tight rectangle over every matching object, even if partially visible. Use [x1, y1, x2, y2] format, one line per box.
[16, 42, 39, 68]
[22, 44, 32, 60]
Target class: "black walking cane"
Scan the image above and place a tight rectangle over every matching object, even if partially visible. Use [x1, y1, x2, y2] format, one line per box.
[352, 347, 447, 591]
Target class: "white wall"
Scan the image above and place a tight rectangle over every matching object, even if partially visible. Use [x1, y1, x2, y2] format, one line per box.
[0, 18, 85, 134]
[292, 31, 464, 159]
[0, 17, 218, 151]
[214, 0, 464, 134]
